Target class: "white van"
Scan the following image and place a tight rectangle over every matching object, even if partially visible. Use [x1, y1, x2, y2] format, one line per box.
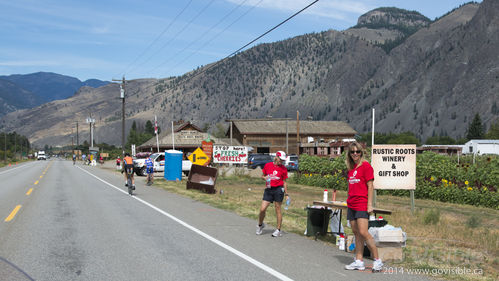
[37, 151, 46, 160]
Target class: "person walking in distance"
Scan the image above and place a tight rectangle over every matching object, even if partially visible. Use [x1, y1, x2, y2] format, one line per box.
[344, 142, 383, 272]
[145, 155, 154, 186]
[256, 151, 289, 237]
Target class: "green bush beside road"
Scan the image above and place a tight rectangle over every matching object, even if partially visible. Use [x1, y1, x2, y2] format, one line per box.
[295, 152, 499, 209]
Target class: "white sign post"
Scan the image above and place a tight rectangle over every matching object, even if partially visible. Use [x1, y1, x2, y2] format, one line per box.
[372, 144, 417, 213]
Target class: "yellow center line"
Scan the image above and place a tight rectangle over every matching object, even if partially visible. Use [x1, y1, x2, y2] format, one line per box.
[5, 205, 22, 222]
[26, 188, 33, 195]
[34, 180, 39, 185]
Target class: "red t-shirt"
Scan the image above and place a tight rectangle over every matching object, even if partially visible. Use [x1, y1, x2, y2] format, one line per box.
[347, 161, 374, 211]
[262, 162, 288, 187]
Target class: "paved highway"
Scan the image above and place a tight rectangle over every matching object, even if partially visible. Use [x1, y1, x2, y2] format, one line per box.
[0, 159, 430, 281]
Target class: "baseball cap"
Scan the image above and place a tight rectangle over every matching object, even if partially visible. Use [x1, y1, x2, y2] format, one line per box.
[275, 151, 286, 160]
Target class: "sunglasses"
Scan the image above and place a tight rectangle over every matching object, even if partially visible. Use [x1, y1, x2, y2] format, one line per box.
[350, 150, 362, 155]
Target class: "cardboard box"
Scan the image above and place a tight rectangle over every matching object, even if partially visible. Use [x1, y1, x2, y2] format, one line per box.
[372, 247, 403, 262]
[376, 229, 404, 242]
[186, 165, 218, 194]
[375, 241, 406, 248]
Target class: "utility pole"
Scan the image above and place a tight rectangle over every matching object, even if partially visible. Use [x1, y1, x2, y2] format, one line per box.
[4, 132, 6, 164]
[296, 111, 300, 156]
[76, 121, 79, 147]
[113, 76, 126, 157]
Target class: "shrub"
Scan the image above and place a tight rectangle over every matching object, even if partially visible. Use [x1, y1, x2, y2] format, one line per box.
[422, 208, 440, 225]
[465, 215, 481, 228]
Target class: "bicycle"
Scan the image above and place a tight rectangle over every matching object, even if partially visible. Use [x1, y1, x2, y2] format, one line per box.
[125, 165, 134, 195]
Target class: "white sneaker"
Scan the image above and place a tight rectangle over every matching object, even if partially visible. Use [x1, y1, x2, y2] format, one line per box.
[271, 229, 282, 237]
[256, 223, 265, 235]
[345, 259, 365, 270]
[372, 259, 383, 272]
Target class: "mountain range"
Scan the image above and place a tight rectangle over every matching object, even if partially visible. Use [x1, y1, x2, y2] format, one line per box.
[1, 0, 498, 148]
[0, 72, 109, 116]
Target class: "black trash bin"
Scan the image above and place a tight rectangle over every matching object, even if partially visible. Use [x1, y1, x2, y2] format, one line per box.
[306, 207, 331, 238]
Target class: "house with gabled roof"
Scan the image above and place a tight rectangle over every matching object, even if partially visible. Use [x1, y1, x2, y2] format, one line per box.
[226, 119, 357, 157]
[138, 121, 236, 158]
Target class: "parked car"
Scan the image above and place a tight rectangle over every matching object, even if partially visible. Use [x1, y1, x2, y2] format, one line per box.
[248, 154, 273, 169]
[133, 152, 192, 176]
[285, 155, 299, 171]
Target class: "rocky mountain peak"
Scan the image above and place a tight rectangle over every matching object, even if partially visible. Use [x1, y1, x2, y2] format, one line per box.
[356, 7, 431, 29]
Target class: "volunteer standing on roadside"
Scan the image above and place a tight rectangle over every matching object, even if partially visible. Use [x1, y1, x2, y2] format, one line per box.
[344, 142, 383, 272]
[256, 151, 289, 237]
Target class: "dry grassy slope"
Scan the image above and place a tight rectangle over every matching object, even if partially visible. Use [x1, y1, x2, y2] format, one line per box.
[1, 1, 498, 147]
[363, 2, 497, 138]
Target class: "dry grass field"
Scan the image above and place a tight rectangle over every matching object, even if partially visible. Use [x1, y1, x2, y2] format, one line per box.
[155, 172, 498, 281]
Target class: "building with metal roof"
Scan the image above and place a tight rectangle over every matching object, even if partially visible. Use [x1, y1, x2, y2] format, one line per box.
[227, 119, 357, 156]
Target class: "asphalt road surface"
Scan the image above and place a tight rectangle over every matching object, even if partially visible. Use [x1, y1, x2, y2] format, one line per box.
[0, 159, 431, 281]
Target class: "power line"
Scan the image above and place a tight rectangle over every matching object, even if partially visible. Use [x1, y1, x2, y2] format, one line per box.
[161, 0, 264, 76]
[120, 0, 194, 77]
[126, 0, 216, 78]
[127, 0, 320, 101]
[171, 0, 320, 86]
[145, 0, 253, 77]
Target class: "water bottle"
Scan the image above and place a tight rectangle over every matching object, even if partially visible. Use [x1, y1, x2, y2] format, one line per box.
[266, 176, 271, 188]
[284, 196, 291, 210]
[339, 234, 345, 251]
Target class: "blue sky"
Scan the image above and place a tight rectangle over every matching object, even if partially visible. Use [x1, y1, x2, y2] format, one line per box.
[0, 0, 480, 81]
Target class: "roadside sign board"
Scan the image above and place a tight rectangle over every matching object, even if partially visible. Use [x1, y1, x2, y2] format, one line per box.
[213, 145, 248, 164]
[371, 144, 416, 190]
[188, 147, 210, 166]
[201, 140, 213, 164]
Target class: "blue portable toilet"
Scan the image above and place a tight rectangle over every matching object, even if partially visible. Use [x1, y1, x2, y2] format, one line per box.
[165, 150, 183, 181]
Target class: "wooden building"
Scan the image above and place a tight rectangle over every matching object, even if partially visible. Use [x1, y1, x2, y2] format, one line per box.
[227, 119, 357, 157]
[138, 121, 235, 158]
[417, 145, 463, 156]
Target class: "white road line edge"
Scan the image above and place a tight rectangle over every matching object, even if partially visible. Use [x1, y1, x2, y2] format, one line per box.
[76, 165, 295, 281]
[0, 161, 37, 176]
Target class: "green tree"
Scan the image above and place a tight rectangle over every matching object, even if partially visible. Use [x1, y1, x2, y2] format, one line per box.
[425, 136, 456, 145]
[387, 132, 421, 146]
[145, 120, 154, 135]
[466, 113, 484, 140]
[485, 119, 499, 139]
[211, 122, 227, 138]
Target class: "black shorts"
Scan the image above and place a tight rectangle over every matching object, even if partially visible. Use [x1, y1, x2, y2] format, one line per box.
[124, 164, 134, 175]
[347, 208, 369, 221]
[263, 186, 284, 203]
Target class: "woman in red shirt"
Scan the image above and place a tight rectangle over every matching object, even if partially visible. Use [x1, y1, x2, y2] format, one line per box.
[344, 142, 383, 272]
[256, 151, 289, 237]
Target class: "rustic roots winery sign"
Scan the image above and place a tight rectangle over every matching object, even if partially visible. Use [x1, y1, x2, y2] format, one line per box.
[372, 144, 416, 190]
[213, 145, 248, 164]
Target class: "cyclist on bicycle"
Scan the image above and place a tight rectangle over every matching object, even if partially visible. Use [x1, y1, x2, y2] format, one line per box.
[122, 153, 135, 190]
[145, 155, 154, 186]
